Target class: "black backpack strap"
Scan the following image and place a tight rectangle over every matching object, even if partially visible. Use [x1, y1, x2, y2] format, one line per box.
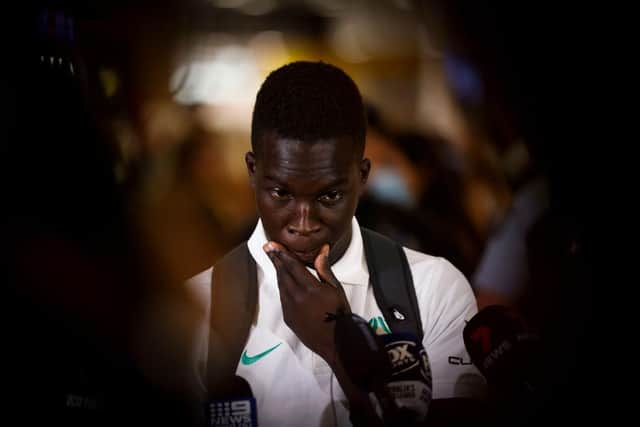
[361, 227, 423, 340]
[207, 242, 257, 395]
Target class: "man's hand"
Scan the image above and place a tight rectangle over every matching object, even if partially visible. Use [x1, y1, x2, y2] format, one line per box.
[264, 242, 384, 426]
[263, 242, 350, 365]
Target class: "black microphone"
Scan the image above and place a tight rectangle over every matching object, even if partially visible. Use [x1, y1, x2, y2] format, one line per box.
[334, 311, 390, 391]
[379, 332, 432, 425]
[334, 312, 431, 426]
[206, 375, 257, 427]
[463, 305, 542, 401]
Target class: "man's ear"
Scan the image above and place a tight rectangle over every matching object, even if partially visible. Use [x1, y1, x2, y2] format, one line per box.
[357, 158, 371, 198]
[359, 158, 371, 186]
[245, 151, 257, 188]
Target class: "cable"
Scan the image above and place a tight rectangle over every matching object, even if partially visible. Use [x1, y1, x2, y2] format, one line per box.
[330, 348, 338, 427]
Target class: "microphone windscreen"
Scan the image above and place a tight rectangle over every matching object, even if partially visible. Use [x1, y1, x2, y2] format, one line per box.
[463, 305, 540, 391]
[382, 333, 432, 422]
[334, 312, 390, 391]
[207, 375, 257, 427]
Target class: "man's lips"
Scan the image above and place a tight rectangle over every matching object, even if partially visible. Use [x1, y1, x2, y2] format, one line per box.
[289, 247, 321, 263]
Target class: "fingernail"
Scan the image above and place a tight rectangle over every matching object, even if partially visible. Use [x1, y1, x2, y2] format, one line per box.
[264, 242, 280, 259]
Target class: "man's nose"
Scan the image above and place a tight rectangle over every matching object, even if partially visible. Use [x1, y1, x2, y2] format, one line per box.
[287, 201, 320, 236]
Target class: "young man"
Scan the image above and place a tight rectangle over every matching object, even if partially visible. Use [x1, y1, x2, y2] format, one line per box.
[190, 61, 485, 426]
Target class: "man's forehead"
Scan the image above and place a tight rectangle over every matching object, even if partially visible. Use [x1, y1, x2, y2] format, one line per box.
[259, 132, 355, 152]
[262, 138, 355, 163]
[257, 136, 359, 183]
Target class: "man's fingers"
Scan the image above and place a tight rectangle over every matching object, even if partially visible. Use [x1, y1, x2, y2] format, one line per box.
[314, 244, 350, 312]
[265, 241, 321, 284]
[263, 241, 320, 327]
[263, 242, 288, 279]
[314, 244, 340, 288]
[263, 242, 293, 297]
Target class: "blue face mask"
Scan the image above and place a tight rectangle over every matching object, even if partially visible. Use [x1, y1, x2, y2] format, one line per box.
[367, 167, 415, 208]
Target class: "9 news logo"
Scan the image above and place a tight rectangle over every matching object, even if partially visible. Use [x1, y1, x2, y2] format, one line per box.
[208, 398, 256, 427]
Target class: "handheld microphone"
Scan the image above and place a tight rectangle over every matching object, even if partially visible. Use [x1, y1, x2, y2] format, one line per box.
[206, 375, 257, 427]
[334, 312, 431, 426]
[380, 333, 432, 425]
[334, 311, 390, 391]
[463, 305, 541, 399]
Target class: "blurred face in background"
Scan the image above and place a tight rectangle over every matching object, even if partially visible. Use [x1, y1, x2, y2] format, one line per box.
[364, 128, 424, 207]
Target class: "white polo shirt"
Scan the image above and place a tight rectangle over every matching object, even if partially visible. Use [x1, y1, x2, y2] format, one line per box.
[189, 217, 486, 427]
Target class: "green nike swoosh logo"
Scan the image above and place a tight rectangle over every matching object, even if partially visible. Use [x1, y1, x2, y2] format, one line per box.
[241, 343, 282, 365]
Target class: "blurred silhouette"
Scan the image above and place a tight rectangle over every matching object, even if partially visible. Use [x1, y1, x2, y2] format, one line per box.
[418, 1, 595, 424]
[358, 105, 482, 277]
[2, 2, 232, 425]
[472, 139, 550, 309]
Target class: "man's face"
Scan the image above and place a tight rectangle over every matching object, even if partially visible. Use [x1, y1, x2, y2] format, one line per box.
[246, 134, 370, 265]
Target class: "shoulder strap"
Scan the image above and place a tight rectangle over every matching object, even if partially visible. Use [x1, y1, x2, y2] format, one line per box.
[361, 227, 423, 340]
[207, 242, 257, 395]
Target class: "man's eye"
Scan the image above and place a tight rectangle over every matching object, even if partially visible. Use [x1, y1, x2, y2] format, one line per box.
[270, 188, 291, 200]
[318, 191, 342, 203]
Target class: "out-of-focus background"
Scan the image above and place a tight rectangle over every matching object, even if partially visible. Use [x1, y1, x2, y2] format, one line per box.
[2, 0, 595, 425]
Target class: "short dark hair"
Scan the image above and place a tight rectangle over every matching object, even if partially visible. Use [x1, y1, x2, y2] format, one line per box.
[251, 61, 366, 155]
